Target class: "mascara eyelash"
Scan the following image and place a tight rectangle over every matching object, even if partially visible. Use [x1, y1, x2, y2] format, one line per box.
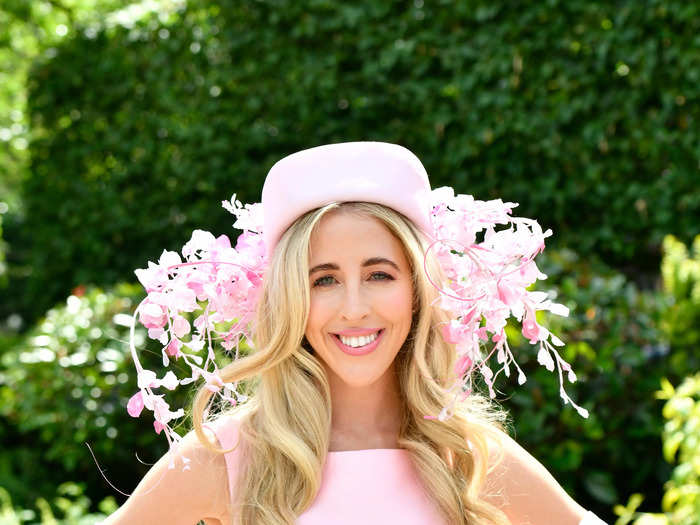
[312, 272, 393, 287]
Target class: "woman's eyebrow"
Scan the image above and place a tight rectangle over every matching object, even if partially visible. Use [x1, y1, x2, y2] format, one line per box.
[362, 257, 400, 272]
[309, 257, 400, 275]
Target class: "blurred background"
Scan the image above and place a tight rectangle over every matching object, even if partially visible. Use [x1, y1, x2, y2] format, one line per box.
[0, 0, 698, 523]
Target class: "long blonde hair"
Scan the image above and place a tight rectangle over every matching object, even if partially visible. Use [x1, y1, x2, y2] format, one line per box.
[191, 202, 512, 524]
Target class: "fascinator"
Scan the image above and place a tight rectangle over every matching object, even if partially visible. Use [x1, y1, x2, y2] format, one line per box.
[126, 141, 589, 458]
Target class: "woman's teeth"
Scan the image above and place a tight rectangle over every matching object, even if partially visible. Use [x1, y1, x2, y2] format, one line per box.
[338, 331, 380, 348]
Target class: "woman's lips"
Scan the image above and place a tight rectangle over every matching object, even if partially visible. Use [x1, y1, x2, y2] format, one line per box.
[332, 329, 384, 356]
[333, 328, 383, 336]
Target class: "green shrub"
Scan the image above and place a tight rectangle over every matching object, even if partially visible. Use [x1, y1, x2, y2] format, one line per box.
[0, 284, 185, 509]
[0, 483, 116, 525]
[1, 278, 254, 512]
[0, 212, 6, 289]
[660, 235, 700, 350]
[606, 236, 700, 524]
[501, 236, 700, 521]
[614, 373, 700, 525]
[5, 0, 699, 327]
[500, 248, 671, 520]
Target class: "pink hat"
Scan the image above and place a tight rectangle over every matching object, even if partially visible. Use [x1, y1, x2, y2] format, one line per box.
[262, 141, 434, 255]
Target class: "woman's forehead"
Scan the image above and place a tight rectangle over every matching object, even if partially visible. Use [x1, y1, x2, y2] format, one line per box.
[308, 211, 406, 263]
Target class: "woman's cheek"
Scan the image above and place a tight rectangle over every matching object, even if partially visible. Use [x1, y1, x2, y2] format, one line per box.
[309, 291, 337, 322]
[381, 284, 413, 313]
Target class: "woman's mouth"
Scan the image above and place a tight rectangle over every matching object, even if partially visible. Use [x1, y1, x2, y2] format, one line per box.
[331, 329, 384, 356]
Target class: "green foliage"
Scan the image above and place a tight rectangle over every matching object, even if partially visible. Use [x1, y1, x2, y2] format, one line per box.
[660, 235, 700, 349]
[0, 483, 116, 525]
[0, 0, 156, 212]
[613, 373, 700, 525]
[0, 1, 153, 317]
[0, 212, 6, 288]
[0, 283, 187, 509]
[610, 236, 700, 524]
[501, 236, 700, 520]
[4, 0, 700, 327]
[503, 249, 670, 519]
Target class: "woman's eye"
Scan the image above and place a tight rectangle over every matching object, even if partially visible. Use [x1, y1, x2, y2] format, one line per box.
[369, 272, 393, 281]
[313, 275, 336, 287]
[312, 272, 393, 287]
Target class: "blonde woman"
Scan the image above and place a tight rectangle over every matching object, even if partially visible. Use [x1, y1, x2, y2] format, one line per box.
[104, 142, 608, 524]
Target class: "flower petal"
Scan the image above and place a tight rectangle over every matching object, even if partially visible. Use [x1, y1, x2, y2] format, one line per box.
[127, 391, 144, 418]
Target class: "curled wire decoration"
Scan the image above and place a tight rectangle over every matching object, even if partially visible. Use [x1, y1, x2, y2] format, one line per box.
[422, 238, 489, 304]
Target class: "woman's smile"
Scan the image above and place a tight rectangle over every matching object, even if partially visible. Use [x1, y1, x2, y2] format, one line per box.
[331, 328, 385, 356]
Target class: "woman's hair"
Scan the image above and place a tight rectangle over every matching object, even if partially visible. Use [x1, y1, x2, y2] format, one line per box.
[191, 201, 513, 525]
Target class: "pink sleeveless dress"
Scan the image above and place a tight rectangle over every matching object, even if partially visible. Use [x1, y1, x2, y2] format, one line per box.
[209, 414, 447, 524]
[209, 415, 608, 525]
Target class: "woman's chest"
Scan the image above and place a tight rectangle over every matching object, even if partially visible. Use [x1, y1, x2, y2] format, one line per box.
[296, 449, 447, 525]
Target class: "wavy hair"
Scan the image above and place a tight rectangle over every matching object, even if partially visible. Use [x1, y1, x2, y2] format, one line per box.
[191, 202, 513, 524]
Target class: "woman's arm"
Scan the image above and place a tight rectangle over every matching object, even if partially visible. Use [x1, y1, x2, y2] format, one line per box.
[100, 428, 230, 525]
[481, 430, 606, 525]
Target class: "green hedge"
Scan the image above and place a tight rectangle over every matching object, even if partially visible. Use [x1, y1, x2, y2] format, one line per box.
[0, 284, 181, 509]
[0, 484, 116, 525]
[615, 373, 700, 525]
[4, 0, 699, 326]
[0, 212, 6, 289]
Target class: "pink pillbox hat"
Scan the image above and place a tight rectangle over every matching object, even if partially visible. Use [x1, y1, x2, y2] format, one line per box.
[261, 141, 434, 255]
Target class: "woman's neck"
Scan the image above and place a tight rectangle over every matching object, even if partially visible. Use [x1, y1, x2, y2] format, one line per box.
[326, 365, 403, 451]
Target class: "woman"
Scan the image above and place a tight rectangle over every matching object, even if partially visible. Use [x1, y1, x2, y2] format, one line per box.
[104, 142, 607, 524]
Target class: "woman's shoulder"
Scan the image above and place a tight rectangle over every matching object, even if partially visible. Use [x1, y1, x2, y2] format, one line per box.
[480, 428, 589, 524]
[179, 425, 233, 519]
[101, 424, 232, 525]
[204, 409, 248, 449]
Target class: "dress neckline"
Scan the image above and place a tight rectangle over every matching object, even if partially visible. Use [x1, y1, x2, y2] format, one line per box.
[327, 447, 407, 454]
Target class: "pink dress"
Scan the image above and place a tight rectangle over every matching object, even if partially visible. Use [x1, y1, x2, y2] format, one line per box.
[210, 415, 447, 524]
[209, 415, 608, 525]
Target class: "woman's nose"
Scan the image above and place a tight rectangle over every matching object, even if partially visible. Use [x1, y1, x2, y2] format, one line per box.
[339, 283, 371, 320]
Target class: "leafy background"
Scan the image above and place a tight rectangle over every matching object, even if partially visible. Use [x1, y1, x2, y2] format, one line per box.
[0, 0, 698, 523]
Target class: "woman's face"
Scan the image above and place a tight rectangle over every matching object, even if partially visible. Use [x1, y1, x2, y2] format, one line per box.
[304, 209, 414, 389]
